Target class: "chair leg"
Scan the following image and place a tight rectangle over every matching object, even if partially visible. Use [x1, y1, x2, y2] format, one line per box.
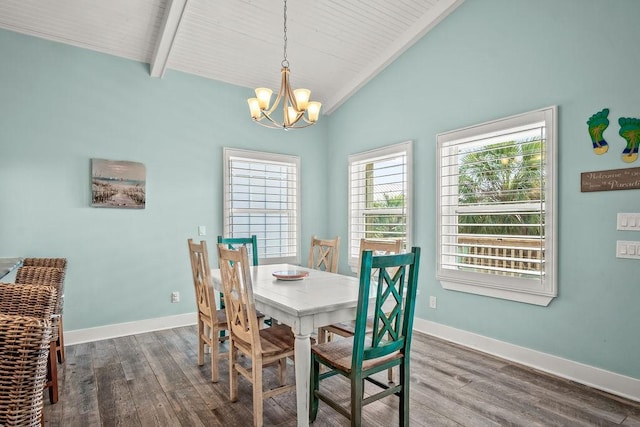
[56, 315, 65, 364]
[211, 327, 219, 383]
[277, 358, 286, 386]
[400, 360, 410, 427]
[310, 357, 320, 422]
[197, 320, 205, 366]
[350, 375, 363, 427]
[46, 340, 59, 404]
[387, 366, 394, 383]
[253, 356, 264, 427]
[317, 327, 327, 344]
[229, 342, 238, 403]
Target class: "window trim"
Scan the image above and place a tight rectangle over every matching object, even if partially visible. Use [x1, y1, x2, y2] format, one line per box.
[436, 106, 557, 306]
[222, 147, 301, 265]
[347, 141, 413, 272]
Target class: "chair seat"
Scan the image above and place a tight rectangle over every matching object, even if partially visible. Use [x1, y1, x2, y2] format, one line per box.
[312, 336, 401, 374]
[324, 316, 374, 336]
[233, 324, 295, 357]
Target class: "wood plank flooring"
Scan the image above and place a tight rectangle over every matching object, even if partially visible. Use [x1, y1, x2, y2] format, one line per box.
[44, 326, 640, 426]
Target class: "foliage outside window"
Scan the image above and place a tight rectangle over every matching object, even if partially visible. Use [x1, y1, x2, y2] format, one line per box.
[348, 141, 413, 271]
[437, 107, 557, 305]
[223, 148, 300, 264]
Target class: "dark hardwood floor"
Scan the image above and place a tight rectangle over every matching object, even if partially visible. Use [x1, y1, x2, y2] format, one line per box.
[44, 326, 640, 426]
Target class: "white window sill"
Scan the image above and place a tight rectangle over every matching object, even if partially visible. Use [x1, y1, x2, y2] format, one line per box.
[440, 279, 555, 306]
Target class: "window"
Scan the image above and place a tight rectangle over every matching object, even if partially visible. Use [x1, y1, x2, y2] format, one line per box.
[348, 141, 412, 271]
[223, 148, 300, 264]
[437, 106, 557, 306]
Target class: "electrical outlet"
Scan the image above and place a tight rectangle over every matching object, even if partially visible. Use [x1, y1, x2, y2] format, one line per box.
[171, 291, 180, 303]
[429, 296, 437, 309]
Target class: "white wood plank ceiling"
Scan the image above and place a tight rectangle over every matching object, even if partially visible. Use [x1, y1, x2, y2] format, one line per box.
[0, 0, 463, 114]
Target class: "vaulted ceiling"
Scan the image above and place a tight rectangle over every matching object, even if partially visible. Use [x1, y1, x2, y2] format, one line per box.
[0, 0, 463, 114]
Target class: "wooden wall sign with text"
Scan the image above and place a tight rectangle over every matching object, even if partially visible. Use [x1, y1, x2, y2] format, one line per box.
[581, 167, 640, 192]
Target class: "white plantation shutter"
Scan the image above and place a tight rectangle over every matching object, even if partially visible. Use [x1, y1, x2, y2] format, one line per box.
[223, 148, 300, 264]
[348, 141, 412, 269]
[437, 106, 557, 305]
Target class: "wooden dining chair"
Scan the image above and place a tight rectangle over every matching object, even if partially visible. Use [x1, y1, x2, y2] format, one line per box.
[319, 239, 403, 346]
[14, 266, 66, 403]
[307, 235, 340, 273]
[187, 239, 229, 383]
[310, 247, 421, 427]
[0, 314, 53, 427]
[217, 235, 275, 327]
[21, 258, 68, 363]
[217, 244, 296, 427]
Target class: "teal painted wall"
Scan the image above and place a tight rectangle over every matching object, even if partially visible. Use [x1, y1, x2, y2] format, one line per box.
[0, 29, 328, 330]
[328, 0, 640, 379]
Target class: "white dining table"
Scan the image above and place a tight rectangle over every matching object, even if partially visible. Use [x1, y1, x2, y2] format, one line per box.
[210, 263, 362, 427]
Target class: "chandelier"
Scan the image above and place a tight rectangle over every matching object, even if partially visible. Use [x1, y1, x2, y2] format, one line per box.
[247, 0, 321, 130]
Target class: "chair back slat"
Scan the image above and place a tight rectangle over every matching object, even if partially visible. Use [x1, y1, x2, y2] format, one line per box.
[217, 235, 259, 266]
[308, 235, 340, 273]
[217, 245, 262, 353]
[187, 239, 217, 320]
[353, 248, 420, 368]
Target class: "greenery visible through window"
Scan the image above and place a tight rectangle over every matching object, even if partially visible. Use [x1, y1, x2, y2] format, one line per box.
[348, 141, 412, 270]
[437, 107, 557, 306]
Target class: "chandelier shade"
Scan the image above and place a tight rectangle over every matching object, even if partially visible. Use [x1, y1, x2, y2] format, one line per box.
[247, 0, 321, 130]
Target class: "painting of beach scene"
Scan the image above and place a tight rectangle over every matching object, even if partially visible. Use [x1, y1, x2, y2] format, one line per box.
[91, 159, 146, 209]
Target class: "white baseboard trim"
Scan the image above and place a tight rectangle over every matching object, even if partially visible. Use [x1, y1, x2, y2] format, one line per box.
[414, 318, 640, 403]
[65, 312, 197, 346]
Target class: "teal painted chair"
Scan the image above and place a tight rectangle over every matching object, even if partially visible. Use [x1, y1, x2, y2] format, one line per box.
[310, 247, 421, 426]
[216, 235, 259, 266]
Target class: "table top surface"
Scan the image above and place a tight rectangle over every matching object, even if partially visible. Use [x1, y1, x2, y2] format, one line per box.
[211, 263, 362, 318]
[0, 257, 23, 279]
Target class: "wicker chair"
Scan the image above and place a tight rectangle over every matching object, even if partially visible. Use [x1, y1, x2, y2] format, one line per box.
[14, 267, 66, 403]
[0, 314, 53, 427]
[20, 260, 68, 364]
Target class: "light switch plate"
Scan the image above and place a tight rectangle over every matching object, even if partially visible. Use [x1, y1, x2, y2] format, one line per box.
[616, 241, 640, 259]
[617, 213, 640, 231]
[198, 225, 206, 236]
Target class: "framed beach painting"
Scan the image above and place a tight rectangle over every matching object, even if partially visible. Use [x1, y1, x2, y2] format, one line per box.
[91, 159, 146, 209]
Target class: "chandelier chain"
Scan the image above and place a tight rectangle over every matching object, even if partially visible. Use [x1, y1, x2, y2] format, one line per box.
[282, 0, 289, 68]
